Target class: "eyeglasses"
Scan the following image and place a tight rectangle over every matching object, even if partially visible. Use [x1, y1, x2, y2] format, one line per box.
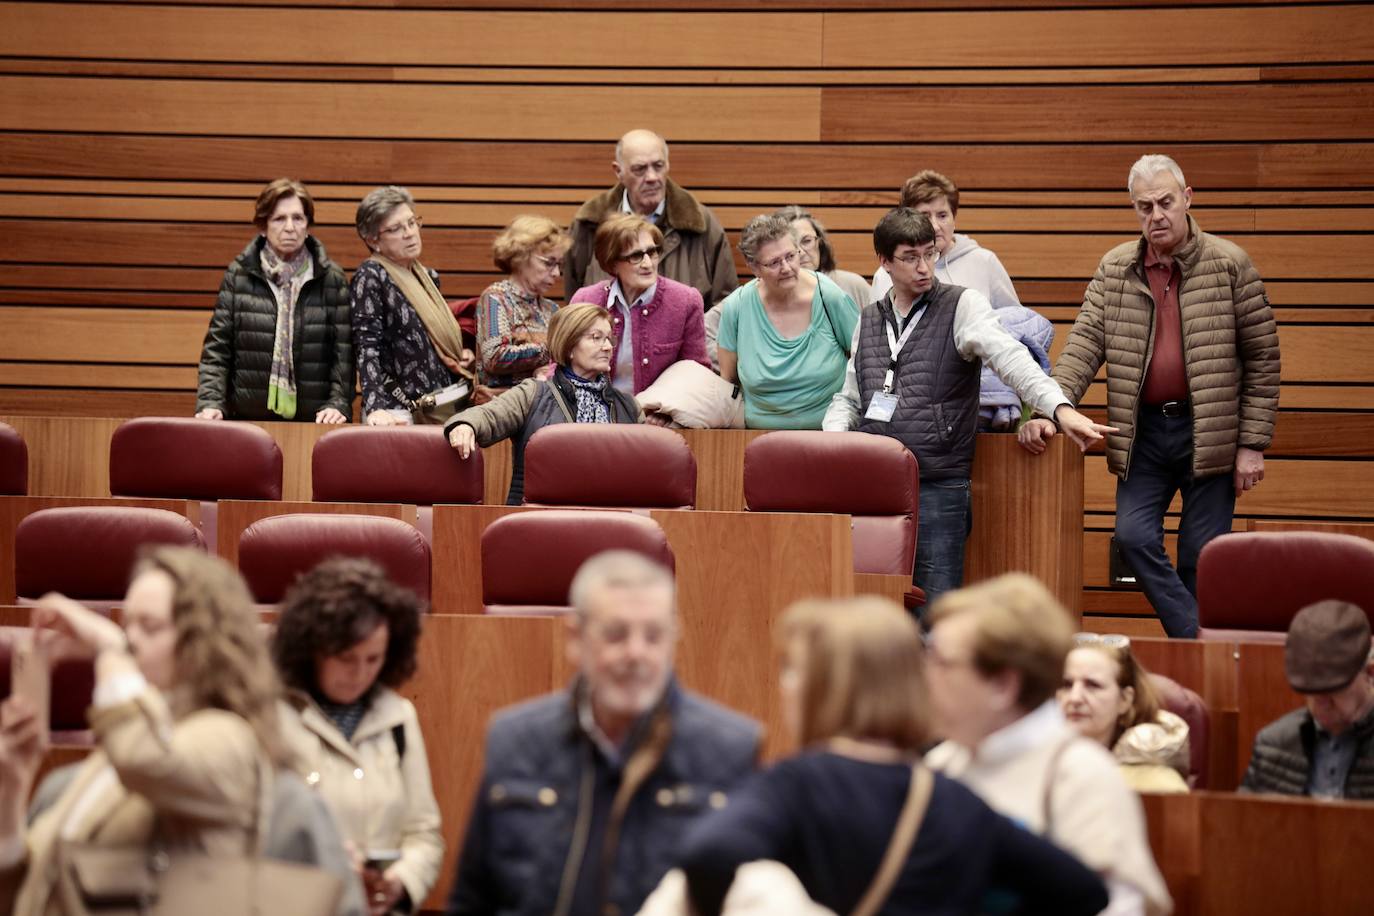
[893, 248, 939, 266]
[1074, 632, 1131, 649]
[795, 234, 818, 249]
[582, 331, 614, 345]
[533, 254, 563, 271]
[379, 216, 422, 237]
[754, 250, 800, 273]
[619, 246, 662, 265]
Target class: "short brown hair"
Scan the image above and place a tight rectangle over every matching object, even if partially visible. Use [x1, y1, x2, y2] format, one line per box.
[593, 213, 664, 275]
[492, 215, 571, 273]
[928, 573, 1074, 711]
[899, 170, 960, 215]
[780, 597, 929, 751]
[254, 178, 315, 229]
[547, 303, 612, 367]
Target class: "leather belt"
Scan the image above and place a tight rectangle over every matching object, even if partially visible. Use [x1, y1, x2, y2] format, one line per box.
[1147, 400, 1190, 419]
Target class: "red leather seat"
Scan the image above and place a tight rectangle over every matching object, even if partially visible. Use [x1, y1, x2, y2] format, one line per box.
[312, 426, 484, 505]
[523, 424, 696, 509]
[481, 509, 674, 615]
[0, 421, 27, 495]
[1149, 673, 1210, 789]
[743, 431, 923, 606]
[110, 417, 283, 554]
[1197, 531, 1374, 642]
[13, 507, 205, 609]
[312, 426, 484, 542]
[238, 514, 431, 604]
[110, 417, 283, 500]
[0, 625, 96, 736]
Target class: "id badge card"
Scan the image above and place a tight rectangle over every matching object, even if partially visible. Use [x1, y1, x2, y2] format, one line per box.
[865, 391, 899, 422]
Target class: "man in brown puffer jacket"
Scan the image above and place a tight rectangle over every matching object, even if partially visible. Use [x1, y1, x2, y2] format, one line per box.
[1019, 154, 1280, 638]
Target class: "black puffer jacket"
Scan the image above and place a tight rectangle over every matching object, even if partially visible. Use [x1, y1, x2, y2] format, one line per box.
[196, 236, 354, 420]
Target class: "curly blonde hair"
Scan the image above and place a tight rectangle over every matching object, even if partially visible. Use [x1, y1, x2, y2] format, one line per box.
[135, 546, 290, 766]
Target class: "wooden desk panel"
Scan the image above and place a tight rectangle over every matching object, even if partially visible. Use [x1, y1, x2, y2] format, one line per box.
[1140, 792, 1201, 916]
[1132, 637, 1240, 790]
[676, 428, 765, 512]
[429, 505, 853, 758]
[399, 613, 562, 912]
[0, 416, 118, 497]
[0, 495, 199, 602]
[967, 434, 1084, 616]
[1235, 642, 1303, 787]
[214, 499, 417, 569]
[248, 421, 334, 502]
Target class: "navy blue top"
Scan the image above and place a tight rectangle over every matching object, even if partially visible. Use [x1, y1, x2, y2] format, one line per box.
[678, 750, 1108, 916]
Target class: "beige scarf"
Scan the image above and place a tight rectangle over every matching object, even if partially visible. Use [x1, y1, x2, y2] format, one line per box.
[369, 253, 470, 378]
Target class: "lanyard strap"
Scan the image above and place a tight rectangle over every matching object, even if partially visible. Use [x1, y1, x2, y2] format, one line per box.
[881, 299, 924, 392]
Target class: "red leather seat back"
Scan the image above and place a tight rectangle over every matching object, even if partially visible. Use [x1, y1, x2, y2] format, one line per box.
[0, 626, 96, 731]
[481, 509, 674, 614]
[238, 514, 431, 603]
[312, 426, 484, 506]
[0, 421, 27, 495]
[1149, 673, 1210, 789]
[744, 431, 919, 576]
[1197, 532, 1374, 640]
[110, 417, 283, 500]
[15, 507, 205, 601]
[523, 425, 696, 509]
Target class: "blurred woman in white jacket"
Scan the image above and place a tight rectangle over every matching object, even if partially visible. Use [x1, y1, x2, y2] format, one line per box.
[273, 557, 443, 916]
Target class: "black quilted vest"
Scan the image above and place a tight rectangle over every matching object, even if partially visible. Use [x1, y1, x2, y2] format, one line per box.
[856, 279, 980, 480]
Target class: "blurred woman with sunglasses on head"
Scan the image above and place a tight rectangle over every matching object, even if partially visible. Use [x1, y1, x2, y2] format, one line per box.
[569, 214, 708, 403]
[1059, 633, 1191, 793]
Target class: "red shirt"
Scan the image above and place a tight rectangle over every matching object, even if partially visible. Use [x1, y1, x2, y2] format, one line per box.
[1141, 249, 1188, 404]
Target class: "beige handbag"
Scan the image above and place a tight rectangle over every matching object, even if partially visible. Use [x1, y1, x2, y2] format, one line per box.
[57, 759, 343, 916]
[634, 359, 745, 429]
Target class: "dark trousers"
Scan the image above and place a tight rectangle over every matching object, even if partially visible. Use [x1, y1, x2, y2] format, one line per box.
[1114, 410, 1236, 638]
[915, 477, 973, 617]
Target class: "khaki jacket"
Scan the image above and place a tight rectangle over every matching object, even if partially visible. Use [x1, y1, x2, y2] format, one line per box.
[281, 688, 444, 908]
[1, 689, 262, 916]
[566, 180, 739, 308]
[1052, 216, 1280, 479]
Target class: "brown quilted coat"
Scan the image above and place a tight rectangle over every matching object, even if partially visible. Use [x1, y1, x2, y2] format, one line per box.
[1053, 216, 1280, 480]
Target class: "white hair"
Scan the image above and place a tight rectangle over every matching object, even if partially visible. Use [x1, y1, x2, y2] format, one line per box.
[614, 130, 670, 166]
[1127, 154, 1188, 197]
[569, 550, 675, 622]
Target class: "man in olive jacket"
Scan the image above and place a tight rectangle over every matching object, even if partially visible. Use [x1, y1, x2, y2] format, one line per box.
[1020, 154, 1280, 638]
[565, 129, 738, 309]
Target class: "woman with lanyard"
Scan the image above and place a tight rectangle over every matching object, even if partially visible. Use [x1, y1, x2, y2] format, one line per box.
[350, 186, 476, 426]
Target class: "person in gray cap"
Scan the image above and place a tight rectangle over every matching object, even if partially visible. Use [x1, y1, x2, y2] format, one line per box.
[1240, 600, 1374, 799]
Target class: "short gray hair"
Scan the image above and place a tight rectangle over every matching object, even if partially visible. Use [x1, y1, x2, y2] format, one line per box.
[1127, 155, 1187, 197]
[356, 185, 415, 242]
[738, 214, 798, 264]
[569, 550, 675, 623]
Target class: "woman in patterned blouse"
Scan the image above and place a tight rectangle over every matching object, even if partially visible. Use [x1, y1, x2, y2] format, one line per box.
[350, 186, 476, 426]
[475, 215, 571, 392]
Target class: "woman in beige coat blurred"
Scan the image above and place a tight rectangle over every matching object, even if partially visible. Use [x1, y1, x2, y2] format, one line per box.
[273, 557, 443, 916]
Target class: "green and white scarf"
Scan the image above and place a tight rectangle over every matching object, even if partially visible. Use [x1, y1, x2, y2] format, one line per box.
[260, 242, 313, 419]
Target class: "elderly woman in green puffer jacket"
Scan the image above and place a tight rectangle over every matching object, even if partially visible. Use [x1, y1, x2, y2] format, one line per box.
[195, 178, 354, 423]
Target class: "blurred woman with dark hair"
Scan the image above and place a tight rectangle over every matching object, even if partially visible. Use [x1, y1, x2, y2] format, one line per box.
[273, 557, 442, 916]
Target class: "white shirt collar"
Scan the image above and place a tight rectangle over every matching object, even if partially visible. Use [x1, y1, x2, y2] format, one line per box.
[577, 687, 624, 763]
[620, 190, 667, 222]
[608, 278, 657, 312]
[972, 700, 1072, 767]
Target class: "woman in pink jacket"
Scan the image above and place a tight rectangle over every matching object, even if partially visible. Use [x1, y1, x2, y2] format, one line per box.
[569, 213, 709, 403]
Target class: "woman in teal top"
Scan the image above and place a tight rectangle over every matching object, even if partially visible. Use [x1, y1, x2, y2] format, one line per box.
[717, 214, 858, 429]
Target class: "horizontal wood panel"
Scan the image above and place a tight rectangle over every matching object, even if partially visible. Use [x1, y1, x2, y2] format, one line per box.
[3, 134, 1372, 190]
[1084, 456, 1374, 519]
[11, 4, 1370, 68]
[1048, 324, 1374, 384]
[0, 77, 822, 142]
[822, 83, 1374, 142]
[10, 194, 1374, 237]
[822, 5, 1374, 67]
[0, 307, 208, 363]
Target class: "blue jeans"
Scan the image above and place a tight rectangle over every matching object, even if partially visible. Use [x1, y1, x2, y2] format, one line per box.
[1115, 410, 1236, 638]
[915, 477, 973, 617]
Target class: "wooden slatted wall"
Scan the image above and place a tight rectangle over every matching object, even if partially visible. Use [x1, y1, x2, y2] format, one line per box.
[2, 0, 1373, 629]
